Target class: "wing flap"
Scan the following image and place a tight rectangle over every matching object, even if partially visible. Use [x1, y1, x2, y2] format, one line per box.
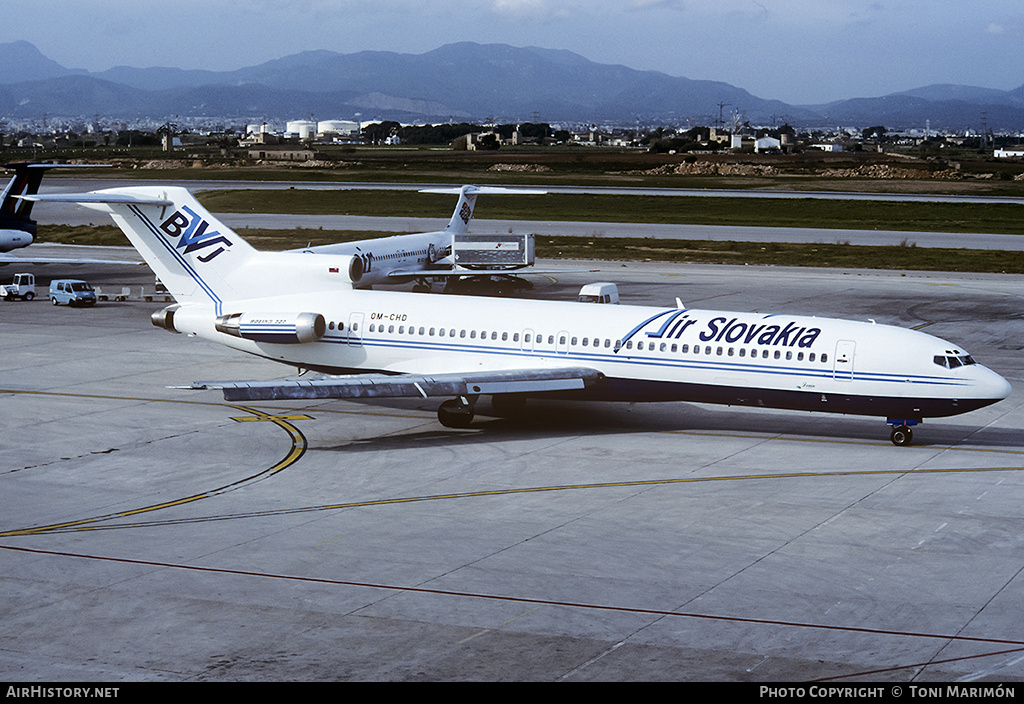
[189, 367, 602, 402]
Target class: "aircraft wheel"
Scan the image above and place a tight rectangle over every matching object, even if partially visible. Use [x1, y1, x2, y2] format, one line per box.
[438, 399, 474, 428]
[890, 425, 913, 446]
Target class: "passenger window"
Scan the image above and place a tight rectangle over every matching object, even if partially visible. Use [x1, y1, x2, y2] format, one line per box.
[821, 354, 827, 363]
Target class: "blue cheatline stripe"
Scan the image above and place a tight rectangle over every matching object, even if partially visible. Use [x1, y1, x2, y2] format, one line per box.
[311, 334, 970, 391]
[128, 204, 224, 316]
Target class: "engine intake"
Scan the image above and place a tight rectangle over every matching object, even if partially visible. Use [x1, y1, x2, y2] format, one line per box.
[151, 305, 181, 333]
[216, 311, 326, 344]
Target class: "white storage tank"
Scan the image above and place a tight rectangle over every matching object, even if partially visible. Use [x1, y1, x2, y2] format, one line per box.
[286, 120, 317, 139]
[317, 120, 359, 136]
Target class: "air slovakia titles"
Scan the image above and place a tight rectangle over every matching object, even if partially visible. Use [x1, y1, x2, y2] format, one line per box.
[627, 309, 823, 349]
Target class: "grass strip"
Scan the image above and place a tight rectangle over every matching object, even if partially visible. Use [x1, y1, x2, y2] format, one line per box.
[194, 189, 1024, 236]
[37, 225, 1024, 274]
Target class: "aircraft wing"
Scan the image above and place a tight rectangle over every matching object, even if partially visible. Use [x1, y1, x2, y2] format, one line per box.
[0, 251, 144, 266]
[187, 366, 603, 402]
[387, 267, 599, 278]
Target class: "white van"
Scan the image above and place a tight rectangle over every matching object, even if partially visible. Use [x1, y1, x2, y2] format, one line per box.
[577, 282, 619, 304]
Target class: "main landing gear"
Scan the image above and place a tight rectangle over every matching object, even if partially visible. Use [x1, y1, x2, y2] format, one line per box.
[436, 394, 530, 428]
[437, 396, 477, 428]
[887, 420, 919, 446]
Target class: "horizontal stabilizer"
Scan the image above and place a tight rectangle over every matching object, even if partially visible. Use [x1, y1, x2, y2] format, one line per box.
[186, 366, 602, 402]
[419, 186, 547, 196]
[422, 184, 548, 236]
[22, 192, 174, 206]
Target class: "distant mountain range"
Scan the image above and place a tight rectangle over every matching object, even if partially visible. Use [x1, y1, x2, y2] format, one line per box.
[2, 40, 1024, 130]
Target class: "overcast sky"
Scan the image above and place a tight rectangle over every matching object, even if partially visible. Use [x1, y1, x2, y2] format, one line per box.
[3, 0, 1022, 105]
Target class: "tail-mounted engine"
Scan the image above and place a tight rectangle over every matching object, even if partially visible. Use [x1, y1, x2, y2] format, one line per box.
[215, 312, 327, 344]
[151, 304, 181, 333]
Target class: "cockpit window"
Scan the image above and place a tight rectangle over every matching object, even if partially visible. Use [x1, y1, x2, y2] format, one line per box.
[934, 354, 977, 369]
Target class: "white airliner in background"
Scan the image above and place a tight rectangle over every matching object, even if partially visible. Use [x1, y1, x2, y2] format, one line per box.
[26, 185, 1011, 445]
[287, 185, 569, 292]
[0, 162, 135, 266]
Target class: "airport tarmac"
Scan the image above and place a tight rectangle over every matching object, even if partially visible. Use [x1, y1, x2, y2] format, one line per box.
[2, 250, 1024, 682]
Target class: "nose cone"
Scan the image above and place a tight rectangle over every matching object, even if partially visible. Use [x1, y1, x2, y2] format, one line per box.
[980, 366, 1012, 403]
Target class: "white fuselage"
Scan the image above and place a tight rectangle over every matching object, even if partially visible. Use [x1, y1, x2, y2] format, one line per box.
[171, 287, 1011, 421]
[292, 231, 445, 286]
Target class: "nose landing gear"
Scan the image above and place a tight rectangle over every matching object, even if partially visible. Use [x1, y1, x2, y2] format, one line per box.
[887, 419, 919, 446]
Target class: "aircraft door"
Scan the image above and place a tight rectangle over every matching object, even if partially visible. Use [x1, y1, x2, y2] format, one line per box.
[556, 330, 569, 355]
[834, 340, 855, 381]
[348, 312, 364, 346]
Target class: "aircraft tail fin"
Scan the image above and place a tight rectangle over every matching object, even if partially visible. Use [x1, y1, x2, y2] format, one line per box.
[1, 163, 86, 234]
[421, 185, 546, 236]
[25, 186, 257, 313]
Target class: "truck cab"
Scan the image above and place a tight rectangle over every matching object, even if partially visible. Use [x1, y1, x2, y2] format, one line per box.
[0, 273, 35, 301]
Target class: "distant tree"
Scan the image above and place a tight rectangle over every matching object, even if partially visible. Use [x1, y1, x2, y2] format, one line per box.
[362, 121, 401, 144]
[862, 125, 887, 141]
[518, 122, 552, 141]
[476, 133, 500, 150]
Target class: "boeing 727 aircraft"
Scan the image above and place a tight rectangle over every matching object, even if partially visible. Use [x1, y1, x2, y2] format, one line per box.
[289, 185, 557, 291]
[26, 186, 1011, 445]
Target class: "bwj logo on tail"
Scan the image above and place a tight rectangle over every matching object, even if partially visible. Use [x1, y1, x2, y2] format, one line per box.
[159, 205, 232, 262]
